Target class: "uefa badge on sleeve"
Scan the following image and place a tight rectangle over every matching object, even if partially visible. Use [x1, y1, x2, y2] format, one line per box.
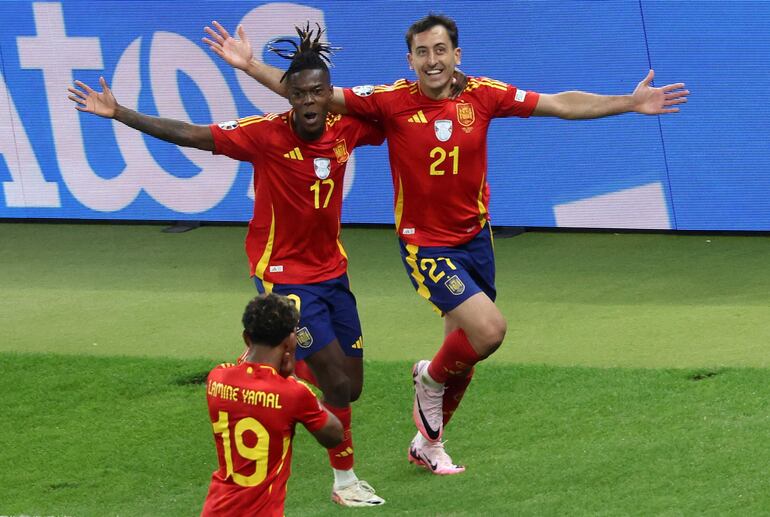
[218, 120, 239, 130]
[352, 85, 375, 97]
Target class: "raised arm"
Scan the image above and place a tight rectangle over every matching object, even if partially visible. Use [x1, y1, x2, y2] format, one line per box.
[203, 21, 348, 113]
[532, 70, 689, 120]
[67, 77, 214, 151]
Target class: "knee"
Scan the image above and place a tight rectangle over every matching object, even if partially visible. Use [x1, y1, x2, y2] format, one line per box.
[318, 374, 351, 407]
[349, 381, 363, 403]
[474, 317, 507, 359]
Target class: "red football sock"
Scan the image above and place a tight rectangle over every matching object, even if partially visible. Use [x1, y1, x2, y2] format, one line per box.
[324, 403, 354, 470]
[294, 359, 319, 388]
[443, 367, 475, 426]
[427, 328, 480, 384]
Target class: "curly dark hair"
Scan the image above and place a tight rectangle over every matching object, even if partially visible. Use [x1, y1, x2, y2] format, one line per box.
[405, 13, 459, 51]
[268, 22, 340, 83]
[242, 293, 299, 347]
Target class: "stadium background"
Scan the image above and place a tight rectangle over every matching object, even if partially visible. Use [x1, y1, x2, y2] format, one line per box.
[2, 0, 768, 230]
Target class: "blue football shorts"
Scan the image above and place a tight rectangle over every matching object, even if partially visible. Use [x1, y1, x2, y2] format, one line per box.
[253, 273, 364, 361]
[399, 223, 497, 314]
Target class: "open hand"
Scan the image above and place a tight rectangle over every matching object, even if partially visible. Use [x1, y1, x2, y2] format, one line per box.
[632, 70, 689, 115]
[67, 77, 117, 118]
[203, 21, 253, 71]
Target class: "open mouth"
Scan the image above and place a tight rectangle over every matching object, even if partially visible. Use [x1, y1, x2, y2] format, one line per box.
[425, 69, 443, 77]
[303, 112, 319, 123]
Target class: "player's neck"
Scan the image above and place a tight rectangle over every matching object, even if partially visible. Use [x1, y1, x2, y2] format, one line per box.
[242, 347, 281, 369]
[418, 81, 451, 101]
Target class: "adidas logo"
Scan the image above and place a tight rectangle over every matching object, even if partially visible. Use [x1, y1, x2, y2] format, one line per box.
[408, 110, 427, 123]
[351, 337, 363, 350]
[283, 147, 304, 160]
[335, 446, 354, 458]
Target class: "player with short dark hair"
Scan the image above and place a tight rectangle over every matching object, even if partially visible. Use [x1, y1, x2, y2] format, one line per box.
[201, 293, 343, 516]
[205, 13, 688, 476]
[69, 22, 386, 507]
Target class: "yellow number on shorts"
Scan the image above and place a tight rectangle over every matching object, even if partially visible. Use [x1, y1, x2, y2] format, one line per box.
[419, 257, 457, 282]
[429, 146, 459, 176]
[310, 179, 335, 208]
[286, 293, 301, 314]
[212, 411, 270, 487]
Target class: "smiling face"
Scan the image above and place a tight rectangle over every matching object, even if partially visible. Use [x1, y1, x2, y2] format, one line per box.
[407, 24, 462, 100]
[286, 68, 333, 141]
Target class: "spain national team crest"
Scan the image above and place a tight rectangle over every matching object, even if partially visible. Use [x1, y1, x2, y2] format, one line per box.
[456, 103, 475, 127]
[444, 274, 466, 296]
[313, 158, 331, 179]
[434, 119, 453, 142]
[296, 327, 314, 348]
[333, 139, 349, 163]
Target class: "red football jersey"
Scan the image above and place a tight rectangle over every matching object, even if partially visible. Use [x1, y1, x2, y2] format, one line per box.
[210, 112, 383, 284]
[344, 77, 540, 246]
[201, 362, 328, 517]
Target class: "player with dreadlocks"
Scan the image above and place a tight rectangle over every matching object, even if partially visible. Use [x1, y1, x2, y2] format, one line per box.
[70, 22, 386, 507]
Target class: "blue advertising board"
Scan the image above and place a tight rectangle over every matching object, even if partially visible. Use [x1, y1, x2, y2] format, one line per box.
[0, 1, 768, 230]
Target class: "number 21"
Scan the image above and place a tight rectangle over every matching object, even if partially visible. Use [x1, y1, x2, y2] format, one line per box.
[429, 146, 459, 175]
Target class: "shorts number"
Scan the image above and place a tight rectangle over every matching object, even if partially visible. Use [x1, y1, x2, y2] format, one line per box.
[419, 257, 457, 282]
[286, 293, 301, 313]
[310, 179, 334, 209]
[429, 146, 459, 176]
[212, 411, 270, 487]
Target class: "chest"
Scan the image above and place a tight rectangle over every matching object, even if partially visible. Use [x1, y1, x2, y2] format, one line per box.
[386, 100, 489, 150]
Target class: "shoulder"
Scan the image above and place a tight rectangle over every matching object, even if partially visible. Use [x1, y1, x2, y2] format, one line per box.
[348, 79, 415, 99]
[465, 76, 511, 94]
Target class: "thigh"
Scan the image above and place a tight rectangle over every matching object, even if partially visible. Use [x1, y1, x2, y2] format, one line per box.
[327, 275, 364, 359]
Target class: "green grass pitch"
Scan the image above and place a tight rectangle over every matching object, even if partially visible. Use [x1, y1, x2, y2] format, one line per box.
[1, 223, 769, 515]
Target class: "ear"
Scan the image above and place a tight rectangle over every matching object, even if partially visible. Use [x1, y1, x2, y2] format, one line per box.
[241, 330, 250, 347]
[407, 52, 414, 70]
[455, 47, 462, 66]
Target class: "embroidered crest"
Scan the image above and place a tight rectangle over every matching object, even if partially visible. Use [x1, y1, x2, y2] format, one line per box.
[456, 103, 475, 127]
[296, 327, 313, 348]
[313, 158, 331, 179]
[352, 85, 375, 97]
[333, 139, 349, 163]
[218, 120, 238, 130]
[434, 119, 453, 142]
[444, 275, 466, 295]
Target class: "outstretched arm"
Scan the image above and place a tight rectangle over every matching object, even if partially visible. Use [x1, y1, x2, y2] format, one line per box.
[532, 70, 689, 120]
[67, 77, 215, 151]
[203, 21, 348, 113]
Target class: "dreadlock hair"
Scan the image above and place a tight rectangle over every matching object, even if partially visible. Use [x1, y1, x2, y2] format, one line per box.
[242, 293, 300, 347]
[405, 13, 459, 51]
[268, 22, 340, 83]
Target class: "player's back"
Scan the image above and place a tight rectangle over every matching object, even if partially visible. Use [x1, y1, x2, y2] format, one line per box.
[201, 362, 320, 517]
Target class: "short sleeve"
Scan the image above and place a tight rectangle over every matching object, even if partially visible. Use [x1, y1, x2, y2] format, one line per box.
[209, 119, 263, 162]
[476, 77, 540, 119]
[343, 85, 386, 121]
[293, 380, 330, 433]
[353, 118, 385, 148]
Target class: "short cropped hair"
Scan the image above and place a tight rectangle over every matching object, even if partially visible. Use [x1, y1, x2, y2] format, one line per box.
[242, 293, 300, 347]
[405, 13, 459, 51]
